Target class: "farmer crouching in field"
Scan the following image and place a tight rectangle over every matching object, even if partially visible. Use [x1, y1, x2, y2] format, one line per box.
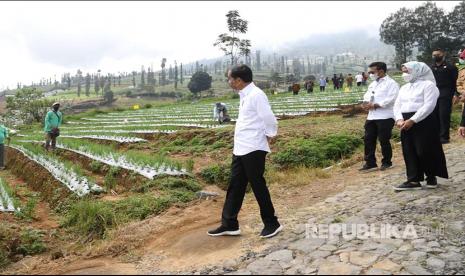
[0, 124, 9, 170]
[44, 102, 63, 151]
[213, 102, 231, 124]
[208, 64, 283, 239]
[360, 62, 399, 173]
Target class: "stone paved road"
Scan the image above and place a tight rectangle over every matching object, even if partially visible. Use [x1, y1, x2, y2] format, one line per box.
[185, 145, 465, 275]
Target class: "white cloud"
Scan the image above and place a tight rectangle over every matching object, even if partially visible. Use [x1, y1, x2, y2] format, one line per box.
[0, 1, 461, 89]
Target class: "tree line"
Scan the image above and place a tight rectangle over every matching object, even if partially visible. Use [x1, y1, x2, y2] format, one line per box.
[380, 1, 465, 67]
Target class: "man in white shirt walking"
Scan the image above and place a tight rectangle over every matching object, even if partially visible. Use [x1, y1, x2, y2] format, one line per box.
[208, 65, 283, 239]
[360, 62, 400, 172]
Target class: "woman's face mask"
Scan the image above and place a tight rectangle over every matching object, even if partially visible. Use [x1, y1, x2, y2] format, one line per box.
[402, 72, 413, 83]
[459, 59, 465, 65]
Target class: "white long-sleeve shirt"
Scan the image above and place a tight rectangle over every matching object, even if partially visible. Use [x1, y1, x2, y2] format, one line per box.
[233, 82, 278, 156]
[363, 75, 400, 120]
[393, 80, 440, 123]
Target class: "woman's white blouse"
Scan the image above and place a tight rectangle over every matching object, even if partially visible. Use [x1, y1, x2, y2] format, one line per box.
[393, 80, 440, 123]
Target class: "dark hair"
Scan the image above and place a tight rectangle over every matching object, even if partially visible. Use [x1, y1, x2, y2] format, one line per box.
[230, 64, 253, 83]
[433, 48, 444, 53]
[369, 62, 387, 73]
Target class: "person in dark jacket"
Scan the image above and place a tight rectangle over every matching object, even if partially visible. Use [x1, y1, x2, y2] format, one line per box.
[332, 74, 339, 90]
[431, 48, 459, 144]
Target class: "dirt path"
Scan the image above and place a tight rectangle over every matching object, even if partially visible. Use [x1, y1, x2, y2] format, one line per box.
[3, 142, 406, 275]
[6, 139, 460, 275]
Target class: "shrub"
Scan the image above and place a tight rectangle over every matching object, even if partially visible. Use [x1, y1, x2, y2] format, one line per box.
[273, 134, 363, 168]
[17, 229, 47, 256]
[114, 195, 172, 221]
[0, 249, 8, 269]
[133, 177, 202, 194]
[15, 195, 38, 221]
[200, 164, 230, 190]
[90, 160, 103, 173]
[104, 167, 121, 190]
[62, 200, 117, 239]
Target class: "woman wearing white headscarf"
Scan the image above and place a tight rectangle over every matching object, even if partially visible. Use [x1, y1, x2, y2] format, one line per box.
[393, 61, 448, 191]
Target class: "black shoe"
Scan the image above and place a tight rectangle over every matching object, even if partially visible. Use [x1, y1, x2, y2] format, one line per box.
[380, 164, 393, 171]
[426, 177, 438, 189]
[207, 225, 241, 237]
[359, 164, 378, 173]
[394, 182, 422, 191]
[260, 224, 283, 239]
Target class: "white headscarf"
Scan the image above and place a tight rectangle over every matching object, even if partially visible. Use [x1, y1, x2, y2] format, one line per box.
[402, 61, 436, 84]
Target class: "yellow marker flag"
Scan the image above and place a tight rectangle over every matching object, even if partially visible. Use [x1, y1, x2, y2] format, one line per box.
[133, 104, 140, 110]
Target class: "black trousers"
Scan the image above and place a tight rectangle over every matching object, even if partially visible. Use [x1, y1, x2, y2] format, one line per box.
[401, 112, 449, 182]
[436, 96, 453, 141]
[364, 119, 395, 167]
[320, 86, 325, 92]
[221, 150, 278, 229]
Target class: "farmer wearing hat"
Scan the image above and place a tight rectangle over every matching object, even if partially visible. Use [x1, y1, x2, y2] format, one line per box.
[44, 102, 63, 151]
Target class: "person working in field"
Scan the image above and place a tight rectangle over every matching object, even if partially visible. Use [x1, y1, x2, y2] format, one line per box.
[44, 102, 63, 151]
[355, 72, 364, 87]
[332, 74, 339, 91]
[208, 64, 283, 239]
[360, 62, 399, 173]
[319, 76, 327, 92]
[0, 124, 9, 170]
[213, 102, 231, 124]
[292, 82, 301, 95]
[346, 74, 354, 90]
[305, 79, 314, 93]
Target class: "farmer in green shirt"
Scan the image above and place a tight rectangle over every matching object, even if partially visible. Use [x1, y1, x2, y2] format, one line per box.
[44, 102, 63, 151]
[0, 124, 9, 169]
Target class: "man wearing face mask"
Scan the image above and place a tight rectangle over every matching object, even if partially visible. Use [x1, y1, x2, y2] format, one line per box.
[431, 48, 459, 144]
[360, 62, 400, 173]
[44, 102, 63, 151]
[208, 65, 282, 239]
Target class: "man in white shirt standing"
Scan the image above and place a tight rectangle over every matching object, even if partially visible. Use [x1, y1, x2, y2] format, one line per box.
[208, 65, 283, 239]
[355, 73, 364, 88]
[360, 62, 400, 173]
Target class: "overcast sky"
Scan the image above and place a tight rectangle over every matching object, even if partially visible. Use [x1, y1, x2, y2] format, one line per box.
[0, 1, 460, 90]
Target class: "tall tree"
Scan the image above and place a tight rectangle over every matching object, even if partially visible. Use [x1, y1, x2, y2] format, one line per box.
[76, 69, 82, 97]
[412, 2, 450, 62]
[174, 61, 178, 89]
[380, 7, 417, 67]
[255, 50, 262, 71]
[160, 58, 167, 86]
[180, 63, 184, 84]
[214, 10, 250, 65]
[141, 66, 146, 87]
[94, 76, 100, 95]
[448, 1, 465, 52]
[85, 73, 91, 96]
[168, 65, 174, 80]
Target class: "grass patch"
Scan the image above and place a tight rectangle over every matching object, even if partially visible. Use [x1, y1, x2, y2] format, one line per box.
[63, 177, 202, 239]
[273, 134, 363, 168]
[0, 224, 47, 269]
[200, 164, 230, 190]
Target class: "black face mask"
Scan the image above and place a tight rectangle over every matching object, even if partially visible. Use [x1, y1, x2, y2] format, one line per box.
[433, 55, 444, 63]
[53, 106, 59, 112]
